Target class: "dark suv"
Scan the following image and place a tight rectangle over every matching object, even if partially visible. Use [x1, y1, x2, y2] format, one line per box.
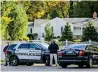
[58, 44, 98, 68]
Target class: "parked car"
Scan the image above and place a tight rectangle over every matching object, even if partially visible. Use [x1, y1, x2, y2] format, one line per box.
[5, 42, 51, 66]
[57, 44, 98, 68]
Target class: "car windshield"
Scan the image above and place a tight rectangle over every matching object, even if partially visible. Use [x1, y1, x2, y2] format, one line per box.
[65, 44, 87, 50]
[41, 43, 49, 48]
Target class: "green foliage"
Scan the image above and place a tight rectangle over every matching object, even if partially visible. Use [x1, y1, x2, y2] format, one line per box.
[7, 3, 28, 40]
[44, 24, 54, 41]
[1, 1, 14, 39]
[27, 33, 38, 40]
[27, 1, 70, 21]
[1, 1, 28, 40]
[60, 23, 73, 41]
[69, 1, 98, 17]
[1, 1, 98, 41]
[22, 36, 29, 41]
[0, 16, 12, 39]
[49, 9, 59, 19]
[27, 34, 34, 40]
[82, 21, 98, 41]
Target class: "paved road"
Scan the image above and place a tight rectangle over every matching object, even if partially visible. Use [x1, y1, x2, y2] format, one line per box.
[1, 64, 98, 71]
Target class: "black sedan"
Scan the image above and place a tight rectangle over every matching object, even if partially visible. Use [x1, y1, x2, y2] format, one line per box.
[57, 44, 98, 68]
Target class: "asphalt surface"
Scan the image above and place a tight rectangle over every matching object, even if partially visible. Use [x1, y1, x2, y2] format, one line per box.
[1, 64, 98, 71]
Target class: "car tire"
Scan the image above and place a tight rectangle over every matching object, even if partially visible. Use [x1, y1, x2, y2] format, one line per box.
[78, 64, 84, 68]
[86, 58, 93, 68]
[61, 64, 67, 68]
[26, 63, 34, 66]
[45, 56, 50, 66]
[9, 56, 18, 66]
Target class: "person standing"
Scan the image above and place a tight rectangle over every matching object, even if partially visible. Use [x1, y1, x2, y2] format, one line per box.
[3, 42, 10, 66]
[48, 40, 59, 66]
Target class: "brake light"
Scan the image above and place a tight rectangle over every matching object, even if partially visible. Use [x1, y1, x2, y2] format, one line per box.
[79, 50, 84, 56]
[58, 51, 62, 56]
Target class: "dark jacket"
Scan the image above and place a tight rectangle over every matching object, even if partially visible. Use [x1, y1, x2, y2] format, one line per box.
[3, 45, 9, 53]
[48, 42, 59, 54]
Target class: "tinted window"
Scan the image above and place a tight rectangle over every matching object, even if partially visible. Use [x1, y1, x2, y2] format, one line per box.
[41, 43, 49, 48]
[65, 44, 87, 50]
[30, 44, 39, 49]
[18, 44, 29, 49]
[38, 43, 48, 50]
[8, 44, 17, 50]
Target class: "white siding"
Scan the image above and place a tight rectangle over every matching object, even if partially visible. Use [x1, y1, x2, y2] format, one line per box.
[34, 26, 41, 39]
[27, 27, 34, 34]
[41, 17, 73, 37]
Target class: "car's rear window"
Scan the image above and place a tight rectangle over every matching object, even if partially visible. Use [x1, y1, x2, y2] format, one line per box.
[65, 44, 87, 50]
[8, 44, 17, 50]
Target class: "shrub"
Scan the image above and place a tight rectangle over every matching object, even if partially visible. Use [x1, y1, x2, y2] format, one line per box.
[22, 36, 29, 41]
[27, 33, 38, 40]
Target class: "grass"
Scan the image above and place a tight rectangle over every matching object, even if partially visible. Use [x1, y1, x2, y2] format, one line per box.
[0, 60, 4, 64]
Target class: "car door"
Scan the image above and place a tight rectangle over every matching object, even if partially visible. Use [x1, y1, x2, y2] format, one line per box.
[29, 43, 42, 60]
[15, 43, 30, 59]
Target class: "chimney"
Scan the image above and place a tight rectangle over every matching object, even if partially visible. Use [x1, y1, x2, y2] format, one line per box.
[93, 12, 97, 19]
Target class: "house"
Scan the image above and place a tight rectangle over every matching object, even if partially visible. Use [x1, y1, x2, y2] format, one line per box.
[27, 22, 34, 34]
[27, 17, 98, 40]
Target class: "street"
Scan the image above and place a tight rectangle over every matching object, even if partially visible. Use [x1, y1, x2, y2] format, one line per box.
[1, 64, 98, 71]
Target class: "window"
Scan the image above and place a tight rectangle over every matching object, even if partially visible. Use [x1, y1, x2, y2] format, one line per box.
[18, 44, 29, 49]
[42, 33, 44, 37]
[37, 43, 48, 50]
[8, 44, 17, 50]
[30, 43, 38, 49]
[52, 27, 53, 31]
[30, 28, 32, 33]
[61, 27, 63, 33]
[65, 45, 87, 50]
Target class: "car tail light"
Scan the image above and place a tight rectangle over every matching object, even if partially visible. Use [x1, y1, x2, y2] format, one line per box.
[58, 51, 62, 56]
[79, 50, 84, 56]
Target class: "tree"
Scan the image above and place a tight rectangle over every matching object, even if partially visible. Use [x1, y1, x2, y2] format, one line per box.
[69, 1, 98, 18]
[27, 33, 38, 40]
[26, 1, 70, 21]
[82, 21, 98, 41]
[7, 3, 28, 40]
[44, 24, 54, 41]
[1, 1, 13, 40]
[60, 23, 73, 41]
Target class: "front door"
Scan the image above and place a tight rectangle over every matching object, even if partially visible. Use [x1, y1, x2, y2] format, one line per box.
[29, 43, 42, 60]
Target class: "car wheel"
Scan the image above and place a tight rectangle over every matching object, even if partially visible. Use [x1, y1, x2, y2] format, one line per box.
[45, 56, 50, 66]
[9, 56, 18, 66]
[61, 64, 67, 68]
[26, 63, 34, 66]
[86, 58, 93, 68]
[78, 64, 84, 68]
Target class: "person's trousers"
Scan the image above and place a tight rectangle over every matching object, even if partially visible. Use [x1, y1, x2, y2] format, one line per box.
[50, 53, 58, 65]
[5, 54, 8, 64]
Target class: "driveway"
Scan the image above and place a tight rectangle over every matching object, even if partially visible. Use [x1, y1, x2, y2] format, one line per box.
[1, 64, 98, 71]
